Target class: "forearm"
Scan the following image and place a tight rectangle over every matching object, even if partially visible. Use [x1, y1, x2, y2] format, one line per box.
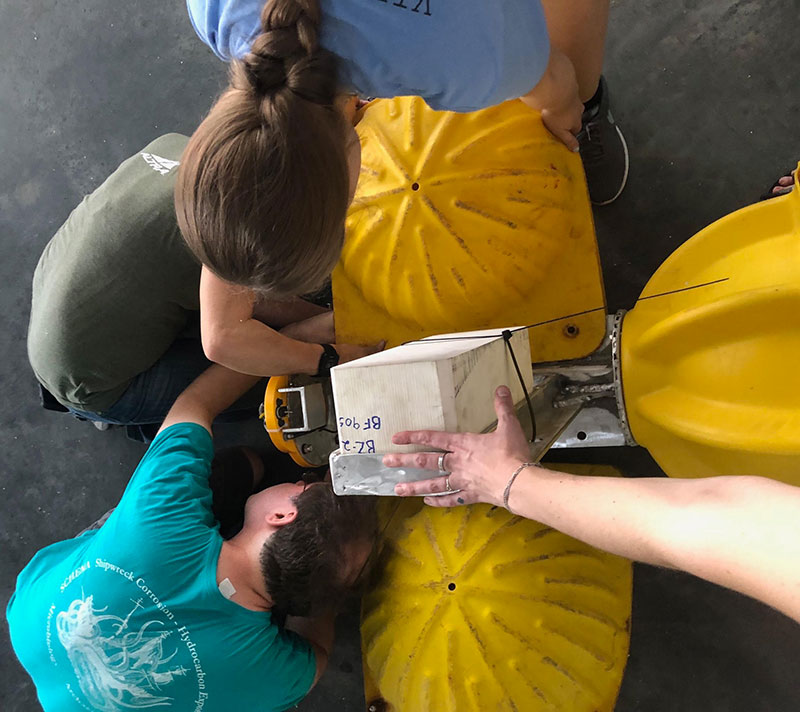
[539, 0, 610, 100]
[285, 611, 335, 656]
[199, 265, 323, 376]
[508, 467, 698, 567]
[286, 610, 335, 686]
[160, 364, 261, 434]
[520, 45, 579, 113]
[509, 468, 800, 620]
[204, 319, 323, 377]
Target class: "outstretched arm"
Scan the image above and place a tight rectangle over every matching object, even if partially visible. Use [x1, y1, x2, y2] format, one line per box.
[158, 364, 260, 435]
[285, 612, 335, 688]
[385, 386, 800, 623]
[507, 469, 800, 623]
[200, 266, 330, 376]
[199, 267, 382, 376]
[520, 46, 584, 151]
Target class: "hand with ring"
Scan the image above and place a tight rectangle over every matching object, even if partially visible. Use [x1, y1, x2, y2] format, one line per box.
[382, 386, 539, 508]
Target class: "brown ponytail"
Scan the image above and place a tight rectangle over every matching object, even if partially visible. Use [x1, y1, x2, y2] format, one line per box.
[175, 0, 350, 298]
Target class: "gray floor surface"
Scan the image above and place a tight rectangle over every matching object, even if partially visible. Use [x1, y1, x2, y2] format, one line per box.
[1, 0, 799, 710]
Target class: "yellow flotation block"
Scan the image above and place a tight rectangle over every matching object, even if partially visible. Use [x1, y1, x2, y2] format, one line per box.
[621, 167, 800, 483]
[361, 465, 632, 712]
[335, 97, 606, 362]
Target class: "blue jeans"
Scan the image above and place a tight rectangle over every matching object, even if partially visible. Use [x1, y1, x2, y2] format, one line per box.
[69, 338, 266, 428]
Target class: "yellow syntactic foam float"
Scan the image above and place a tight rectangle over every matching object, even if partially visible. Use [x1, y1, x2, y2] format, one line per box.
[334, 97, 606, 363]
[361, 465, 632, 712]
[260, 375, 307, 466]
[621, 166, 800, 483]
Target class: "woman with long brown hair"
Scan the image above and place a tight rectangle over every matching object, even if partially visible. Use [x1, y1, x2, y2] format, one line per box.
[175, 0, 378, 384]
[188, 0, 629, 204]
[27, 1, 379, 434]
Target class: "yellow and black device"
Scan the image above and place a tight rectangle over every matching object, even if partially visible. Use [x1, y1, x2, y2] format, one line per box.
[259, 374, 338, 469]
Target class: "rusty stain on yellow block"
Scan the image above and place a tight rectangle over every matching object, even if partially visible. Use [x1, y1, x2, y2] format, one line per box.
[335, 97, 606, 363]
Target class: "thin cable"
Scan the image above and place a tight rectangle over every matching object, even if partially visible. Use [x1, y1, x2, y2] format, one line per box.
[511, 305, 607, 332]
[636, 277, 729, 302]
[400, 305, 606, 346]
[397, 276, 727, 349]
[502, 329, 536, 443]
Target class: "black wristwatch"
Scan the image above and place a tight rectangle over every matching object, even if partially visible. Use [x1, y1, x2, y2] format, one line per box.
[315, 344, 340, 377]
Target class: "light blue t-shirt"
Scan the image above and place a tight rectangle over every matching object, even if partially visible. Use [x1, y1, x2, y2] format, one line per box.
[6, 423, 316, 712]
[187, 0, 550, 112]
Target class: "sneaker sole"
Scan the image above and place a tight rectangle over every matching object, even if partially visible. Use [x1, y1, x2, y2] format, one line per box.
[592, 125, 630, 206]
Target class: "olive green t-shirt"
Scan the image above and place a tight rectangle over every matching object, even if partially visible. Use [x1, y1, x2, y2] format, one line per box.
[28, 134, 201, 413]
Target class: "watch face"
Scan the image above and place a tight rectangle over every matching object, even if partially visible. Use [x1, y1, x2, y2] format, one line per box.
[324, 345, 339, 367]
[316, 345, 339, 377]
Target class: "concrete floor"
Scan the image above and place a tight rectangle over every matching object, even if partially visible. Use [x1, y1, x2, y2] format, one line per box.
[1, 0, 799, 710]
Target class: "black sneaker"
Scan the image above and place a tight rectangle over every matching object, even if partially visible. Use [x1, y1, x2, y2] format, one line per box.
[578, 77, 629, 205]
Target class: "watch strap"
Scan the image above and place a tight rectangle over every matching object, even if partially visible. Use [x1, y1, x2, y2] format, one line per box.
[315, 343, 340, 377]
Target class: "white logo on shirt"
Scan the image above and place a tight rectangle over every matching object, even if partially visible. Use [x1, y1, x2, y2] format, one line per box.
[57, 594, 186, 709]
[141, 153, 180, 175]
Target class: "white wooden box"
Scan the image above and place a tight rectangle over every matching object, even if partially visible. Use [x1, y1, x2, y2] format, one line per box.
[330, 327, 532, 454]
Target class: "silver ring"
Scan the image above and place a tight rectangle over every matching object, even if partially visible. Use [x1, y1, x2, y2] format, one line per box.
[444, 475, 452, 492]
[438, 452, 449, 473]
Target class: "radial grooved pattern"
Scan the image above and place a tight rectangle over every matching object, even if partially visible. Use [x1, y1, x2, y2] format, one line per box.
[335, 97, 607, 362]
[361, 466, 632, 711]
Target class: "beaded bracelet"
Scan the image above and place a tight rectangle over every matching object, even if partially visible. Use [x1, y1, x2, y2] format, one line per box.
[503, 462, 536, 510]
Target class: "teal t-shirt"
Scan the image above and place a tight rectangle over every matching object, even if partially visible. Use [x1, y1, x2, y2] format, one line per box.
[6, 423, 316, 712]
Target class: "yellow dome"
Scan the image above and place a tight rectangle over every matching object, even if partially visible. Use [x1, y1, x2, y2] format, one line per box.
[622, 165, 800, 483]
[334, 97, 606, 363]
[362, 466, 632, 711]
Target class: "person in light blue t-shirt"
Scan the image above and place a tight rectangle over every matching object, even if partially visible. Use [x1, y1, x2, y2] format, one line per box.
[186, 0, 629, 205]
[171, 0, 627, 407]
[7, 365, 377, 712]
